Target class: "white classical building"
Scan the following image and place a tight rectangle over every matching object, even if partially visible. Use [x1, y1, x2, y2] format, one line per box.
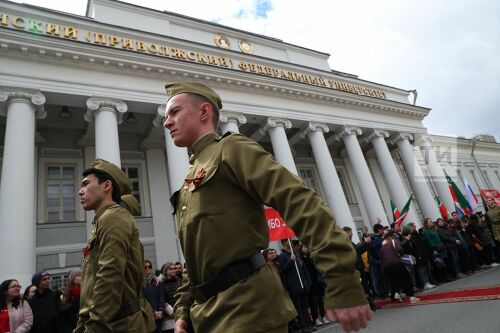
[1, 0, 499, 287]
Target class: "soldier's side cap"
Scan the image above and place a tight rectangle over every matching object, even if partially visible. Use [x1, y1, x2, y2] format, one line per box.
[121, 194, 141, 216]
[90, 159, 132, 196]
[165, 82, 223, 109]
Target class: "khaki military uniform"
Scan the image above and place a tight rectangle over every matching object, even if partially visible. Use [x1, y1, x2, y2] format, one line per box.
[486, 205, 500, 241]
[74, 204, 155, 333]
[172, 132, 366, 333]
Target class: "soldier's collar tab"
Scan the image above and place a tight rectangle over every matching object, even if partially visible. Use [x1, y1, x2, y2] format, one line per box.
[189, 132, 219, 158]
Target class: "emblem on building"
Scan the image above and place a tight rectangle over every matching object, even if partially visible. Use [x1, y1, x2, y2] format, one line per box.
[214, 35, 231, 49]
[238, 40, 253, 54]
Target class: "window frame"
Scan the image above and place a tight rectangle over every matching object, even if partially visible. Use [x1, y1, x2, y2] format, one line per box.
[37, 157, 85, 224]
[121, 159, 151, 217]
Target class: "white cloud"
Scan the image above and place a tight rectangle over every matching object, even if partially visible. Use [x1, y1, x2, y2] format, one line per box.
[8, 0, 500, 140]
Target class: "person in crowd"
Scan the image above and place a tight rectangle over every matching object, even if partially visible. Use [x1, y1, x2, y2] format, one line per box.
[262, 248, 282, 277]
[22, 285, 36, 302]
[75, 159, 155, 333]
[165, 82, 371, 333]
[301, 244, 330, 327]
[368, 223, 386, 299]
[400, 225, 419, 291]
[0, 279, 33, 333]
[173, 262, 183, 280]
[456, 217, 476, 274]
[144, 260, 165, 333]
[469, 214, 497, 267]
[379, 232, 420, 304]
[161, 262, 180, 333]
[390, 223, 404, 242]
[424, 219, 451, 282]
[343, 227, 375, 311]
[436, 217, 465, 279]
[59, 268, 81, 333]
[28, 272, 61, 333]
[409, 222, 435, 289]
[484, 196, 500, 261]
[279, 239, 313, 333]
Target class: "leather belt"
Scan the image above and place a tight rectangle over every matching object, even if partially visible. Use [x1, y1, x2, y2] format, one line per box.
[190, 252, 266, 304]
[113, 299, 141, 322]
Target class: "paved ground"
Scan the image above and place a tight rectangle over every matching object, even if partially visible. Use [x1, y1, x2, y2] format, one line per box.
[316, 265, 500, 333]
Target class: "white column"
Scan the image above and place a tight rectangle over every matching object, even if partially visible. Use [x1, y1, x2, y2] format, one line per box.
[366, 130, 419, 225]
[333, 126, 389, 226]
[391, 133, 441, 220]
[0, 91, 46, 286]
[304, 122, 359, 242]
[417, 136, 455, 212]
[142, 138, 181, 264]
[77, 134, 96, 237]
[266, 118, 298, 175]
[156, 107, 190, 193]
[85, 98, 127, 167]
[219, 112, 246, 134]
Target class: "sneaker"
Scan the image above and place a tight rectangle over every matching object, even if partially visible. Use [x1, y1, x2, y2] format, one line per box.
[424, 283, 436, 289]
[410, 296, 420, 304]
[457, 273, 467, 279]
[490, 262, 499, 267]
[321, 317, 331, 325]
[314, 318, 323, 327]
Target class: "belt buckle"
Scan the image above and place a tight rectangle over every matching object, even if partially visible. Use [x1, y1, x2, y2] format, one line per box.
[190, 286, 207, 304]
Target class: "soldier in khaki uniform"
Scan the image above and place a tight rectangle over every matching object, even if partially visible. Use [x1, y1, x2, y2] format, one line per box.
[485, 196, 500, 242]
[74, 159, 155, 333]
[163, 83, 372, 333]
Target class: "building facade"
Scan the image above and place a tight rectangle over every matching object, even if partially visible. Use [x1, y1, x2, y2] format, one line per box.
[1, 0, 499, 287]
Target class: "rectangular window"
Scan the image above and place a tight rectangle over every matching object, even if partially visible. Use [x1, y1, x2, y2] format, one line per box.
[470, 169, 482, 190]
[45, 165, 77, 222]
[299, 168, 320, 193]
[482, 170, 492, 188]
[122, 165, 143, 215]
[337, 170, 356, 204]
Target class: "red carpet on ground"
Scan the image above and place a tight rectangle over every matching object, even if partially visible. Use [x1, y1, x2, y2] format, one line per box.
[375, 285, 500, 308]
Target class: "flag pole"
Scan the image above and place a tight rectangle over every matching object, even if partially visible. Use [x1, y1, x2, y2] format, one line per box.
[288, 238, 304, 289]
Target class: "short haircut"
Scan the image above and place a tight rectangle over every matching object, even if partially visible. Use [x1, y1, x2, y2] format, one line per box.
[189, 93, 220, 129]
[373, 223, 384, 233]
[82, 168, 121, 204]
[342, 226, 352, 232]
[390, 222, 396, 229]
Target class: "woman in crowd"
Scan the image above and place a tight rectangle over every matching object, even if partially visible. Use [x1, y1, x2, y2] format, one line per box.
[144, 260, 165, 333]
[379, 232, 420, 304]
[0, 279, 33, 333]
[161, 262, 180, 333]
[470, 214, 497, 266]
[22, 285, 36, 301]
[424, 218, 450, 282]
[60, 268, 82, 333]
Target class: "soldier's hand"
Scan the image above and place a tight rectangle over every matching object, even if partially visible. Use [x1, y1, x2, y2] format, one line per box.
[326, 304, 372, 333]
[175, 319, 189, 333]
[291, 254, 296, 261]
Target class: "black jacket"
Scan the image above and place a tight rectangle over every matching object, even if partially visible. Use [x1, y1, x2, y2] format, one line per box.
[278, 249, 311, 296]
[28, 288, 62, 333]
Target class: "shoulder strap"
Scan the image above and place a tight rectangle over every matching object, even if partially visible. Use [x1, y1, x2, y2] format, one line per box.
[392, 239, 401, 257]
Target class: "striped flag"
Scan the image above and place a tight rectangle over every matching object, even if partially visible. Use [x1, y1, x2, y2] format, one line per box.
[463, 177, 478, 212]
[390, 199, 400, 223]
[436, 196, 450, 220]
[446, 173, 472, 216]
[395, 197, 412, 226]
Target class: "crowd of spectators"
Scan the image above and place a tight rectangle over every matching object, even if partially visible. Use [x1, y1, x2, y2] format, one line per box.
[1, 207, 498, 333]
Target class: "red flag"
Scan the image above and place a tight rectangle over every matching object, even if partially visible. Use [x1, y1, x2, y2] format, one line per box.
[265, 208, 296, 241]
[479, 189, 500, 208]
[436, 196, 449, 220]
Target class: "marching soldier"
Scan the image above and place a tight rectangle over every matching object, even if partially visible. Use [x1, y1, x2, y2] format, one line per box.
[164, 82, 372, 333]
[75, 159, 155, 333]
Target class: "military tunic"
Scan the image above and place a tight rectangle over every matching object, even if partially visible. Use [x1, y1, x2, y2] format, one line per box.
[486, 205, 500, 241]
[172, 132, 366, 333]
[74, 204, 155, 333]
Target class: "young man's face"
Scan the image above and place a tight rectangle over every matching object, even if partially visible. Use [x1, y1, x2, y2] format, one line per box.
[486, 197, 494, 207]
[394, 224, 401, 233]
[452, 212, 459, 221]
[164, 93, 210, 147]
[78, 174, 107, 211]
[39, 275, 50, 291]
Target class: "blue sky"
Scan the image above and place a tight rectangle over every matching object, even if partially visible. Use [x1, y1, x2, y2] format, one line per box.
[8, 0, 500, 141]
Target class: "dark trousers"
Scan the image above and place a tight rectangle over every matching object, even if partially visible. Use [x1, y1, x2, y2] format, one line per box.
[290, 292, 310, 328]
[307, 290, 325, 320]
[384, 263, 414, 299]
